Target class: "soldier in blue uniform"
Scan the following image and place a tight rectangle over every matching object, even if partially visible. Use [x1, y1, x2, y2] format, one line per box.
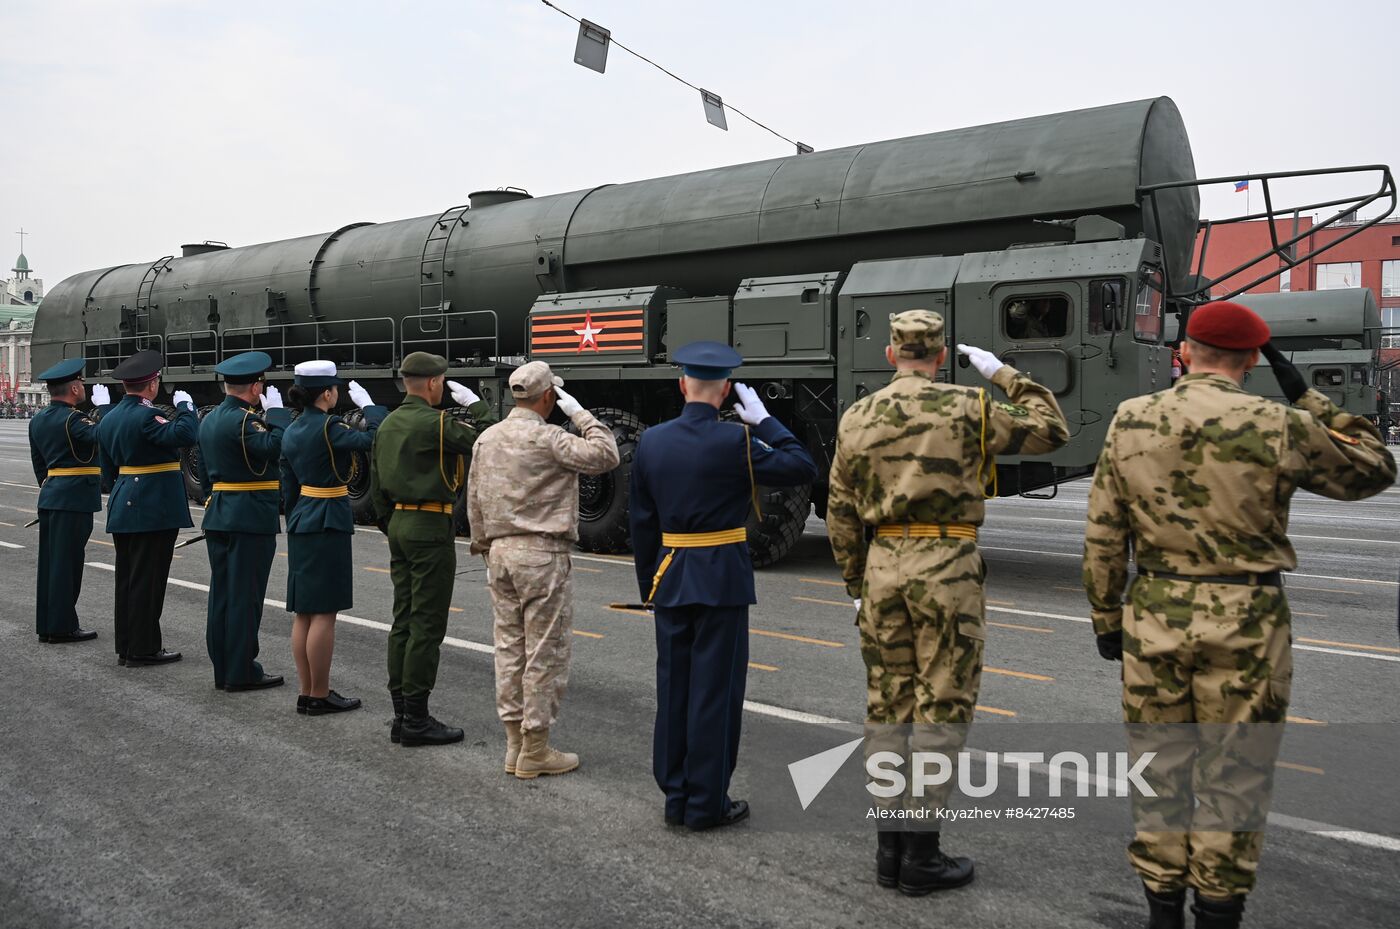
[97, 349, 199, 666]
[629, 341, 818, 830]
[29, 358, 109, 644]
[281, 360, 389, 715]
[197, 351, 292, 691]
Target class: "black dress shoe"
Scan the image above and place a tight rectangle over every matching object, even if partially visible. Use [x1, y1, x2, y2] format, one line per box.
[117, 655, 128, 667]
[297, 695, 308, 715]
[43, 628, 99, 643]
[665, 813, 684, 827]
[306, 691, 362, 716]
[686, 799, 750, 832]
[126, 650, 182, 666]
[225, 674, 285, 692]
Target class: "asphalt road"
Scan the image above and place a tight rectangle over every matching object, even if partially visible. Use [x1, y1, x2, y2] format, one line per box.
[1, 419, 1397, 928]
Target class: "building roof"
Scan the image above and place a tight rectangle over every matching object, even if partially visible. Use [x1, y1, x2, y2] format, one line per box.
[0, 303, 37, 328]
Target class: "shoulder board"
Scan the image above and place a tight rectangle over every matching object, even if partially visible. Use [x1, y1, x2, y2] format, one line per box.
[154, 416, 169, 424]
[1327, 427, 1361, 447]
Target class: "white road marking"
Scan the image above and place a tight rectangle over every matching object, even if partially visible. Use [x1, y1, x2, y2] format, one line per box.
[0, 540, 24, 549]
[742, 701, 848, 727]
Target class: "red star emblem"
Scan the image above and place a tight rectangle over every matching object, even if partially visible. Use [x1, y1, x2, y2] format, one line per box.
[575, 311, 605, 352]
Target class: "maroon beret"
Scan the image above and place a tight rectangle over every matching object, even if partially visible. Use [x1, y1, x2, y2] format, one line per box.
[1186, 301, 1271, 350]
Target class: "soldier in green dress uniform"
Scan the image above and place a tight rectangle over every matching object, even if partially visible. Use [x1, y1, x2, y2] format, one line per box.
[196, 351, 292, 691]
[97, 349, 198, 666]
[29, 358, 110, 644]
[281, 360, 388, 716]
[369, 351, 496, 747]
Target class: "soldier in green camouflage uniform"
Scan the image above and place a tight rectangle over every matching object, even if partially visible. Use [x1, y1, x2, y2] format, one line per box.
[826, 309, 1069, 896]
[1083, 301, 1395, 929]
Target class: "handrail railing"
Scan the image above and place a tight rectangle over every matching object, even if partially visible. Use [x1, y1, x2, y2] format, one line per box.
[61, 334, 165, 378]
[401, 310, 499, 366]
[165, 328, 219, 370]
[221, 317, 396, 371]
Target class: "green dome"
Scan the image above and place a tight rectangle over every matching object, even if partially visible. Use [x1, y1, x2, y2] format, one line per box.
[13, 252, 28, 272]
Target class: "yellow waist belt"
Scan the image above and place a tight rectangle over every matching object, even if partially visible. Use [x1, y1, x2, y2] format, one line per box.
[119, 462, 181, 476]
[396, 501, 452, 514]
[647, 527, 748, 605]
[876, 523, 979, 542]
[46, 467, 101, 477]
[301, 485, 349, 498]
[212, 481, 281, 492]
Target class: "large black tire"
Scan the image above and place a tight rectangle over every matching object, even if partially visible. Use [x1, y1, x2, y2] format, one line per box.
[341, 408, 378, 526]
[162, 403, 210, 506]
[573, 407, 646, 554]
[745, 482, 812, 568]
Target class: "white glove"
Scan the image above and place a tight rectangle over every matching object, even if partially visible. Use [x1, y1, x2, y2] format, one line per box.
[347, 380, 373, 410]
[90, 384, 110, 406]
[553, 385, 583, 417]
[172, 390, 194, 410]
[732, 382, 770, 426]
[261, 385, 284, 410]
[956, 343, 1006, 380]
[854, 598, 862, 612]
[447, 380, 480, 407]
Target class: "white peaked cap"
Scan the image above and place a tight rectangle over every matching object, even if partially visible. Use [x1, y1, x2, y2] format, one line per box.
[294, 360, 338, 378]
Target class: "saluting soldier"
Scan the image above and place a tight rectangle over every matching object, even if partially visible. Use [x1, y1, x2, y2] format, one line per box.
[1082, 301, 1396, 929]
[825, 311, 1068, 895]
[281, 361, 388, 716]
[369, 352, 496, 747]
[629, 341, 818, 831]
[196, 351, 292, 692]
[29, 359, 110, 644]
[468, 361, 620, 778]
[97, 349, 198, 666]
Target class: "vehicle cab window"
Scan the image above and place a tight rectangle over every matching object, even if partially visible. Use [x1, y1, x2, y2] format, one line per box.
[1004, 295, 1070, 340]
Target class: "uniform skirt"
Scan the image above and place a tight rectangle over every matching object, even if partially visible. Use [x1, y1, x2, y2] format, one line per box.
[286, 530, 354, 614]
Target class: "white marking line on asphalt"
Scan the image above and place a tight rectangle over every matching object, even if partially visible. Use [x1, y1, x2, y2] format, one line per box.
[0, 540, 24, 549]
[81, 563, 1400, 854]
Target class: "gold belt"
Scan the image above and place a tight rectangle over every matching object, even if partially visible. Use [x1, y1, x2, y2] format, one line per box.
[46, 467, 101, 477]
[396, 502, 452, 514]
[119, 462, 181, 475]
[876, 523, 979, 541]
[301, 485, 349, 498]
[212, 481, 280, 492]
[647, 527, 748, 605]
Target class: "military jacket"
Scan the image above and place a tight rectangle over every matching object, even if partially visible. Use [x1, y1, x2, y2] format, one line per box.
[197, 396, 293, 534]
[30, 400, 107, 512]
[826, 366, 1070, 596]
[629, 404, 818, 607]
[467, 406, 621, 553]
[1083, 374, 1396, 635]
[369, 395, 496, 517]
[281, 405, 388, 534]
[98, 395, 200, 533]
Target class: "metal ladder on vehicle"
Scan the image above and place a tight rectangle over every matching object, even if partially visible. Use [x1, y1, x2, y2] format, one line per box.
[419, 205, 469, 314]
[123, 255, 174, 348]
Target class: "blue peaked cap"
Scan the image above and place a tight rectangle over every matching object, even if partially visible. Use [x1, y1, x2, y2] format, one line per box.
[672, 340, 743, 380]
[214, 351, 273, 384]
[36, 357, 86, 384]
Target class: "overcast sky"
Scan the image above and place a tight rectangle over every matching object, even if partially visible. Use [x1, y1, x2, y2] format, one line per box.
[4, 0, 1395, 287]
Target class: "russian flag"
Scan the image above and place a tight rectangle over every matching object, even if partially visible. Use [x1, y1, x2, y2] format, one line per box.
[1235, 180, 1250, 192]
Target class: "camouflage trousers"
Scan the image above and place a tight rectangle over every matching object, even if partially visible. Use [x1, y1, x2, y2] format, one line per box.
[858, 538, 986, 820]
[1123, 576, 1292, 899]
[487, 540, 574, 733]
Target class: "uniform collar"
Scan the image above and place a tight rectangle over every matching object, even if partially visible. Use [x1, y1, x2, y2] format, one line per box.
[507, 406, 545, 424]
[221, 394, 258, 411]
[48, 399, 75, 408]
[680, 401, 720, 421]
[1176, 372, 1246, 392]
[402, 394, 432, 409]
[891, 369, 938, 384]
[120, 394, 145, 406]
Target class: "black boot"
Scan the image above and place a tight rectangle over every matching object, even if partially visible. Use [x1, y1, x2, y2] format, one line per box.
[875, 831, 902, 888]
[1191, 892, 1245, 929]
[897, 831, 974, 896]
[399, 694, 464, 747]
[1144, 884, 1186, 929]
[389, 690, 404, 744]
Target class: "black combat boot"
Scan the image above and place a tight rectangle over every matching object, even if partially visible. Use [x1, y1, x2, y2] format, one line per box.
[1144, 884, 1186, 929]
[389, 690, 404, 744]
[399, 694, 464, 747]
[875, 831, 902, 888]
[897, 831, 974, 896]
[1191, 892, 1245, 929]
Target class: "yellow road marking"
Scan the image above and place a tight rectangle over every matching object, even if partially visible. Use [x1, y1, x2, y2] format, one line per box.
[91, 539, 114, 547]
[608, 605, 653, 617]
[1277, 761, 1325, 776]
[364, 566, 390, 574]
[278, 552, 287, 558]
[1287, 715, 1328, 726]
[1297, 637, 1400, 655]
[976, 705, 1016, 717]
[799, 577, 845, 588]
[989, 621, 1054, 634]
[793, 595, 853, 608]
[748, 661, 779, 672]
[449, 607, 464, 613]
[1053, 586, 1082, 593]
[751, 627, 845, 648]
[573, 630, 605, 639]
[985, 667, 1053, 682]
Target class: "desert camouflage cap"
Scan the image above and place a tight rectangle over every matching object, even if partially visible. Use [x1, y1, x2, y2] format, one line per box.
[889, 309, 945, 358]
[509, 360, 563, 399]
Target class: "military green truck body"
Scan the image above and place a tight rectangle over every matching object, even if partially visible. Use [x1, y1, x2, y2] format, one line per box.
[30, 96, 1387, 563]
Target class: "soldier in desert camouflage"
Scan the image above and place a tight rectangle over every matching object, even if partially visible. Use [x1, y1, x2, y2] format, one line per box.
[1082, 300, 1395, 929]
[468, 361, 619, 779]
[826, 309, 1069, 896]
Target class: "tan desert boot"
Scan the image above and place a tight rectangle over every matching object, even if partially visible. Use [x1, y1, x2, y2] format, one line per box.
[514, 728, 579, 779]
[504, 722, 523, 775]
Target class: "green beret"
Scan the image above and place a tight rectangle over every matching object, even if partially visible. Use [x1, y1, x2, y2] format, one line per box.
[400, 352, 448, 377]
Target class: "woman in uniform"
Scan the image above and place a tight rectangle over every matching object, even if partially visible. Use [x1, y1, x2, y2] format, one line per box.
[280, 361, 388, 715]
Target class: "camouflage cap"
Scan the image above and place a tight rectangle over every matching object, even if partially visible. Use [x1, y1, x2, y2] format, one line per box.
[508, 360, 564, 399]
[889, 309, 946, 358]
[400, 351, 448, 377]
